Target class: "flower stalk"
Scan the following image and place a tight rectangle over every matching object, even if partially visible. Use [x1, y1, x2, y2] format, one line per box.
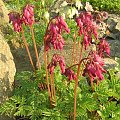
[73, 44, 83, 120]
[30, 25, 41, 70]
[72, 33, 76, 64]
[44, 49, 52, 103]
[21, 27, 35, 71]
[50, 73, 56, 106]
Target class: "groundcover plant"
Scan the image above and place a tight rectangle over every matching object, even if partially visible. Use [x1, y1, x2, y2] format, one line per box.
[0, 1, 120, 120]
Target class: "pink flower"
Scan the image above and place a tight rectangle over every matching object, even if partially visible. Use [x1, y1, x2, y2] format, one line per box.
[94, 62, 106, 80]
[45, 16, 70, 51]
[98, 38, 110, 57]
[47, 54, 66, 74]
[83, 64, 96, 80]
[83, 35, 89, 49]
[83, 52, 106, 81]
[47, 64, 55, 74]
[76, 12, 98, 49]
[58, 16, 70, 33]
[102, 12, 108, 20]
[63, 68, 77, 81]
[93, 53, 104, 66]
[51, 34, 65, 50]
[93, 27, 98, 40]
[59, 56, 66, 73]
[8, 12, 22, 32]
[22, 4, 34, 26]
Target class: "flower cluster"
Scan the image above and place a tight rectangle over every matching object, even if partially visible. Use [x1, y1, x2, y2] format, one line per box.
[97, 38, 110, 57]
[83, 52, 106, 81]
[45, 16, 70, 51]
[93, 11, 108, 24]
[47, 54, 77, 81]
[8, 12, 22, 32]
[8, 4, 34, 32]
[76, 12, 98, 49]
[22, 4, 34, 26]
[63, 68, 77, 81]
[47, 54, 65, 74]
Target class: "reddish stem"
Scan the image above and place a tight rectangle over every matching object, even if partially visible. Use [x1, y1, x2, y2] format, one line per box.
[72, 33, 76, 64]
[90, 78, 94, 92]
[50, 73, 56, 106]
[73, 44, 83, 120]
[21, 27, 35, 72]
[96, 79, 99, 86]
[30, 25, 41, 70]
[44, 50, 52, 102]
[43, 19, 54, 105]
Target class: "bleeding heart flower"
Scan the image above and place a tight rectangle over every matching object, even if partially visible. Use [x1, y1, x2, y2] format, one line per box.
[98, 38, 110, 57]
[45, 16, 70, 51]
[83, 52, 106, 81]
[76, 12, 98, 49]
[63, 68, 77, 81]
[8, 12, 22, 32]
[47, 54, 66, 74]
[22, 4, 34, 26]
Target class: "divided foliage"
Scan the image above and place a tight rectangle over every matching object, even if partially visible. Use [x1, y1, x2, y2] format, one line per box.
[84, 0, 120, 13]
[0, 68, 120, 120]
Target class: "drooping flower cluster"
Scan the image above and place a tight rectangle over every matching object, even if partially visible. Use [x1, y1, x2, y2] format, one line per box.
[47, 54, 77, 81]
[63, 68, 77, 81]
[76, 12, 98, 49]
[93, 11, 108, 23]
[22, 4, 34, 26]
[8, 12, 22, 32]
[45, 16, 70, 51]
[47, 54, 65, 74]
[8, 4, 35, 32]
[83, 52, 106, 81]
[97, 38, 110, 57]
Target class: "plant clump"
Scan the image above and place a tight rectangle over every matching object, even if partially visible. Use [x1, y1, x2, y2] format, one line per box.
[0, 1, 120, 120]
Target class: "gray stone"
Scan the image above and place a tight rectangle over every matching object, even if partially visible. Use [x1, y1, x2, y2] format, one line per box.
[107, 18, 117, 31]
[0, 33, 16, 120]
[103, 58, 119, 69]
[106, 29, 120, 40]
[38, 41, 77, 67]
[108, 40, 120, 57]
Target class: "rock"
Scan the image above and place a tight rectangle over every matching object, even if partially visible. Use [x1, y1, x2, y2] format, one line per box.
[0, 0, 9, 26]
[108, 40, 120, 57]
[106, 30, 120, 40]
[105, 14, 120, 58]
[0, 33, 16, 120]
[38, 41, 77, 67]
[103, 58, 118, 69]
[106, 14, 120, 38]
[0, 0, 12, 36]
[107, 18, 117, 31]
[107, 14, 120, 31]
